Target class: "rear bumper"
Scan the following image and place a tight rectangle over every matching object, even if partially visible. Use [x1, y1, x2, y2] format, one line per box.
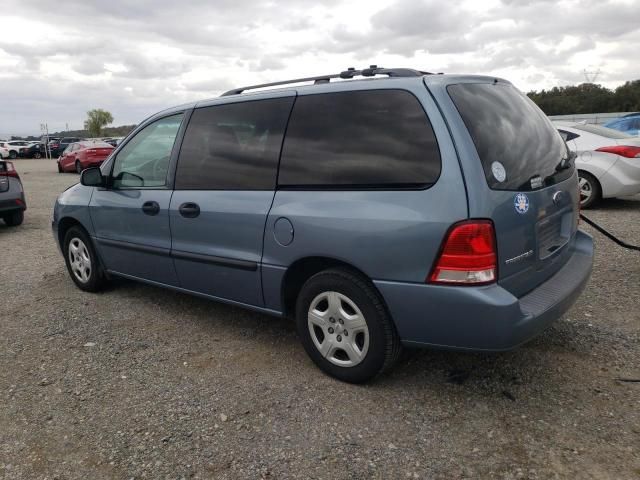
[0, 196, 27, 214]
[375, 230, 593, 351]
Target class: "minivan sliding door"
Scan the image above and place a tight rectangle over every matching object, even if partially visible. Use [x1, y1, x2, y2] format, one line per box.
[169, 94, 294, 307]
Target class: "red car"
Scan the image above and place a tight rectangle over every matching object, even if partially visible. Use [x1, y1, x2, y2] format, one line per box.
[57, 141, 114, 174]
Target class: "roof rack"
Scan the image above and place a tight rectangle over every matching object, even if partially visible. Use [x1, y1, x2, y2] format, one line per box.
[220, 65, 432, 96]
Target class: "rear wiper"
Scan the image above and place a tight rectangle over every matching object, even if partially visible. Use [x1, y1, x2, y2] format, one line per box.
[556, 151, 576, 172]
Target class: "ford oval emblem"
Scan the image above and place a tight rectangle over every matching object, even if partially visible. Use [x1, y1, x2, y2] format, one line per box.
[552, 191, 565, 205]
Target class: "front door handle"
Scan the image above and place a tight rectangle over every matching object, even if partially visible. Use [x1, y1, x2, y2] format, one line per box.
[142, 200, 160, 216]
[179, 202, 200, 218]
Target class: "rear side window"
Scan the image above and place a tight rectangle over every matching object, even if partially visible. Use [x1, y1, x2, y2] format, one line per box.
[558, 129, 580, 142]
[448, 83, 573, 191]
[175, 97, 294, 190]
[279, 90, 441, 188]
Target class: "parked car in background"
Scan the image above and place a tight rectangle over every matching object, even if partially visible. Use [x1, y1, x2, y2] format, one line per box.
[39, 136, 60, 157]
[57, 141, 114, 173]
[603, 113, 640, 136]
[0, 141, 31, 159]
[555, 121, 640, 208]
[0, 145, 10, 159]
[53, 68, 593, 382]
[48, 137, 83, 157]
[19, 143, 43, 158]
[0, 160, 26, 226]
[103, 137, 124, 147]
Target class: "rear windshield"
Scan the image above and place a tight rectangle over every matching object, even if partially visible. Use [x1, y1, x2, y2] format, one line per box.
[448, 83, 573, 191]
[573, 124, 632, 139]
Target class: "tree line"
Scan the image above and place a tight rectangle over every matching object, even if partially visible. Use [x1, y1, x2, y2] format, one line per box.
[527, 80, 640, 116]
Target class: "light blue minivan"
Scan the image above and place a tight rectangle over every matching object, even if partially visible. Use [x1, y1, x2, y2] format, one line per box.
[53, 67, 593, 382]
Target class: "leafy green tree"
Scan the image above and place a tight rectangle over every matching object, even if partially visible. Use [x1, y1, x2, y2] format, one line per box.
[84, 109, 114, 137]
[527, 80, 640, 115]
[613, 80, 640, 112]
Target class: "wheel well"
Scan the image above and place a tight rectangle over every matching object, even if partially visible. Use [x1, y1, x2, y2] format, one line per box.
[281, 257, 375, 318]
[57, 217, 83, 247]
[578, 169, 602, 193]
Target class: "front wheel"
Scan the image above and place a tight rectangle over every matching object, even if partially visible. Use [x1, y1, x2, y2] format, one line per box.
[57, 161, 63, 173]
[63, 226, 106, 292]
[9, 151, 17, 159]
[296, 268, 401, 383]
[75, 160, 82, 174]
[578, 171, 601, 209]
[33, 152, 42, 159]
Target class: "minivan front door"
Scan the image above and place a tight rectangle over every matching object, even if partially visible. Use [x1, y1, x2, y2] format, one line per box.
[89, 113, 184, 285]
[168, 95, 294, 306]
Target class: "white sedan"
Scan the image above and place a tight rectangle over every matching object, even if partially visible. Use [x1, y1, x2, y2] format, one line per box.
[554, 121, 640, 208]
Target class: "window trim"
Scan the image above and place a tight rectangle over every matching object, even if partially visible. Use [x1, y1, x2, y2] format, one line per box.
[106, 111, 188, 191]
[276, 88, 442, 191]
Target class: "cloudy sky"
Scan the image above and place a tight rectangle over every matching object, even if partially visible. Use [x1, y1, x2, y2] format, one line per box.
[0, 0, 638, 136]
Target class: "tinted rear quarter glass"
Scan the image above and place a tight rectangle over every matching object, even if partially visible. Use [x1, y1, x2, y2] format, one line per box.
[448, 83, 572, 191]
[279, 89, 441, 187]
[176, 97, 294, 190]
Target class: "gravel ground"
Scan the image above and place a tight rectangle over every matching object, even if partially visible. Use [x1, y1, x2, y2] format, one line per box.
[1, 159, 639, 480]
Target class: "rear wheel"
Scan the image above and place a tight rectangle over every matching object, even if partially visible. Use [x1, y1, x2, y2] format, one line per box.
[3, 210, 24, 226]
[578, 171, 601, 209]
[295, 268, 401, 383]
[9, 150, 17, 159]
[75, 160, 82, 174]
[33, 152, 42, 159]
[63, 226, 106, 292]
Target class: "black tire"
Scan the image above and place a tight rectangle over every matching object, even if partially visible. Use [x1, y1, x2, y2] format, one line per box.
[3, 210, 24, 226]
[62, 226, 106, 292]
[57, 161, 63, 173]
[9, 150, 17, 159]
[295, 268, 401, 383]
[33, 152, 42, 159]
[578, 171, 601, 209]
[75, 160, 82, 174]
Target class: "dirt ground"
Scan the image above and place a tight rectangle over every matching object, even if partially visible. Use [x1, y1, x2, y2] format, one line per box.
[1, 159, 639, 479]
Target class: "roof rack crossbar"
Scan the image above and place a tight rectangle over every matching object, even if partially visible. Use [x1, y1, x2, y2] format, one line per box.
[220, 66, 432, 96]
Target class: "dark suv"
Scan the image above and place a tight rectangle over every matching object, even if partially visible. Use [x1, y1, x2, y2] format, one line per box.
[53, 67, 593, 382]
[48, 137, 83, 157]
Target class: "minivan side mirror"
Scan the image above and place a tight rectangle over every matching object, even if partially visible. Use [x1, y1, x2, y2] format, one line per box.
[80, 167, 104, 187]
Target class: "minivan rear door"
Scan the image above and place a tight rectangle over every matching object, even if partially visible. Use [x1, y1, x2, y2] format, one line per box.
[445, 81, 579, 297]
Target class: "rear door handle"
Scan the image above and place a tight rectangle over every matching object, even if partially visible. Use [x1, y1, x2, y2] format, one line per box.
[179, 202, 200, 218]
[142, 201, 160, 216]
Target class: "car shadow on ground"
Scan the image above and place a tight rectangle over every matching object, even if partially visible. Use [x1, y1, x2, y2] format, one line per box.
[589, 196, 640, 211]
[103, 276, 592, 399]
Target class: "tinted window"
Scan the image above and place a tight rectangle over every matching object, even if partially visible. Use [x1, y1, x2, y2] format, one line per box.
[558, 129, 580, 142]
[279, 90, 440, 187]
[448, 83, 573, 191]
[112, 114, 183, 188]
[573, 124, 632, 139]
[175, 97, 294, 190]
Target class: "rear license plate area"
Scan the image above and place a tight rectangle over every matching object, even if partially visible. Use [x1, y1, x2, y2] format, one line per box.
[537, 212, 571, 259]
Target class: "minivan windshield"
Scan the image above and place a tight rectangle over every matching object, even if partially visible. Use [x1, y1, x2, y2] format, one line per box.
[448, 83, 573, 191]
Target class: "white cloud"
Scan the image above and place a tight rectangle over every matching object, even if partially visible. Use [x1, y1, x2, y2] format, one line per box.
[0, 0, 637, 136]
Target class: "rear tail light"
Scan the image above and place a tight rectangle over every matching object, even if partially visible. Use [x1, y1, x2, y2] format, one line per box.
[595, 145, 640, 158]
[429, 220, 497, 285]
[4, 161, 19, 179]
